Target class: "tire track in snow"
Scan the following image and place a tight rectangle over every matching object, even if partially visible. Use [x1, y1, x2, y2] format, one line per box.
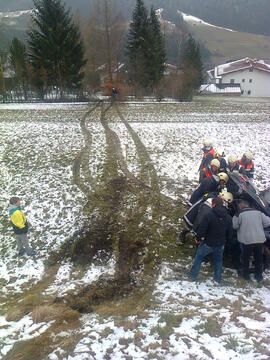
[72, 102, 101, 195]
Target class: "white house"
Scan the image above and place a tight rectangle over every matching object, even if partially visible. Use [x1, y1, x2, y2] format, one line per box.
[206, 58, 270, 97]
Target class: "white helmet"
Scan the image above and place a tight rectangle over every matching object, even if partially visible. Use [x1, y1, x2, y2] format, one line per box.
[218, 172, 229, 184]
[210, 159, 220, 168]
[216, 149, 225, 158]
[244, 151, 253, 160]
[203, 139, 212, 147]
[219, 191, 233, 203]
[228, 154, 238, 164]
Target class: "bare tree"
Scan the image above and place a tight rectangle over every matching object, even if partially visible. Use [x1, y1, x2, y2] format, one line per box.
[84, 0, 125, 89]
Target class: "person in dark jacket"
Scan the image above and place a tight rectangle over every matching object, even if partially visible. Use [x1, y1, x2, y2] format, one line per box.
[227, 154, 240, 173]
[233, 199, 270, 282]
[189, 197, 233, 283]
[215, 149, 227, 173]
[239, 151, 254, 179]
[199, 159, 220, 183]
[198, 139, 215, 175]
[189, 172, 229, 206]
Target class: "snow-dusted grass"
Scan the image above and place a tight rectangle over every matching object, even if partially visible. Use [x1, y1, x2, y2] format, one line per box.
[0, 98, 270, 359]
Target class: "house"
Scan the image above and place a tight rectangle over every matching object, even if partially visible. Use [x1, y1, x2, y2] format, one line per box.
[206, 58, 270, 97]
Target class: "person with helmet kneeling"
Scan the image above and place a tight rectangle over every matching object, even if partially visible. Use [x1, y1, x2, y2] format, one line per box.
[189, 172, 229, 206]
[199, 159, 220, 183]
[215, 149, 227, 173]
[227, 154, 239, 173]
[239, 151, 254, 179]
[199, 139, 215, 176]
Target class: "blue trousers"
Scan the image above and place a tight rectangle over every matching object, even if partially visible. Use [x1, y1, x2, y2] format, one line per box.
[189, 243, 224, 282]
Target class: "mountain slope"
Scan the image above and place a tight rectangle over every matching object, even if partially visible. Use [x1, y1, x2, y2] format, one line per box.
[0, 0, 270, 36]
[180, 11, 270, 66]
[1, 1, 270, 67]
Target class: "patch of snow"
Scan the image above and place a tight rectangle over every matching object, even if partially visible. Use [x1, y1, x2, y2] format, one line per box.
[178, 10, 237, 32]
[0, 9, 33, 19]
[0, 315, 52, 357]
[1, 99, 270, 359]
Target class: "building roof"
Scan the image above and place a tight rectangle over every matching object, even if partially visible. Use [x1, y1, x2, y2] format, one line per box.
[208, 58, 270, 79]
[200, 83, 242, 94]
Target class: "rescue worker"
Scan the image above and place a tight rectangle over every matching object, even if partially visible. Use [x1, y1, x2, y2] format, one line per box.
[198, 139, 215, 175]
[189, 172, 229, 206]
[179, 191, 233, 245]
[215, 149, 227, 173]
[200, 158, 220, 182]
[227, 154, 239, 173]
[239, 151, 254, 179]
[188, 197, 233, 283]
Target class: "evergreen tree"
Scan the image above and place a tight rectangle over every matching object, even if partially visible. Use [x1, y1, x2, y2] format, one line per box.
[126, 0, 166, 95]
[126, 0, 149, 91]
[180, 34, 203, 89]
[147, 6, 166, 90]
[28, 0, 86, 98]
[9, 38, 29, 99]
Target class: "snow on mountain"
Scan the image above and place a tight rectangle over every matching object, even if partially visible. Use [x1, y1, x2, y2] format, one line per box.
[156, 8, 237, 34]
[0, 9, 33, 18]
[178, 10, 237, 33]
[156, 8, 176, 30]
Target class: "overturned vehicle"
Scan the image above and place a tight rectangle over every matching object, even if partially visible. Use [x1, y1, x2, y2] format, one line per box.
[181, 172, 270, 265]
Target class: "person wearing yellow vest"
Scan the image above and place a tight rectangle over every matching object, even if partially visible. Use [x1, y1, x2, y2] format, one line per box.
[9, 197, 35, 257]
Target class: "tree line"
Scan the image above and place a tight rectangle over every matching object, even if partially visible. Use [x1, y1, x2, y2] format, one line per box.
[0, 0, 203, 102]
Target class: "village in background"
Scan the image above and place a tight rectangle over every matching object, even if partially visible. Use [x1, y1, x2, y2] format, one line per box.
[0, 0, 270, 103]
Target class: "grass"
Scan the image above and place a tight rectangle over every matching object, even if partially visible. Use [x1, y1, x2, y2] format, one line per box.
[225, 335, 239, 351]
[1, 101, 270, 359]
[187, 21, 270, 65]
[151, 312, 182, 341]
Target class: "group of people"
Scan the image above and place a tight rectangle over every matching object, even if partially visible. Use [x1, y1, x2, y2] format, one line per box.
[185, 139, 270, 284]
[189, 139, 254, 206]
[8, 138, 270, 286]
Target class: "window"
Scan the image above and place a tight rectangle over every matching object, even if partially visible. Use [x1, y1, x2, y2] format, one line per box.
[247, 90, 251, 95]
[249, 79, 252, 83]
[242, 79, 245, 82]
[230, 79, 235, 84]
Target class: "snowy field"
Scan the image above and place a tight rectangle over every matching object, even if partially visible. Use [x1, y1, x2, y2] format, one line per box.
[0, 98, 270, 359]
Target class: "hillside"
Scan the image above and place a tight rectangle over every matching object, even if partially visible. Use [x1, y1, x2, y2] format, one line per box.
[1, 0, 270, 36]
[180, 12, 270, 67]
[1, 1, 270, 67]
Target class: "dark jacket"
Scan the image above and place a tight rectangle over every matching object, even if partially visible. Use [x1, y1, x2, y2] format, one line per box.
[199, 148, 215, 172]
[199, 165, 213, 183]
[190, 176, 219, 205]
[239, 159, 254, 179]
[219, 157, 227, 173]
[196, 206, 233, 247]
[227, 162, 239, 173]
